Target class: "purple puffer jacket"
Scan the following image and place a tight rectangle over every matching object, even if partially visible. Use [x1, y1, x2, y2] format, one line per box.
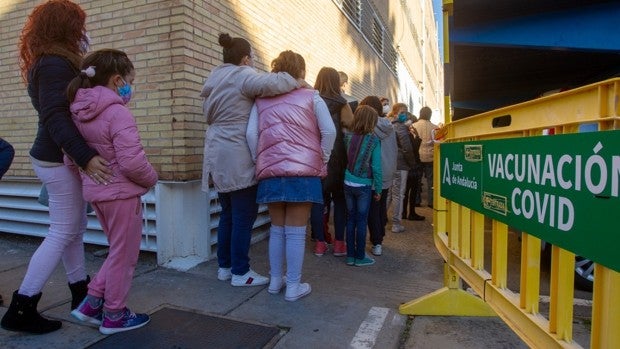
[66, 86, 157, 202]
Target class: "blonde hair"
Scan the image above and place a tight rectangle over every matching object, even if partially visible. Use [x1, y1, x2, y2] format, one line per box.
[351, 105, 378, 134]
[387, 102, 407, 119]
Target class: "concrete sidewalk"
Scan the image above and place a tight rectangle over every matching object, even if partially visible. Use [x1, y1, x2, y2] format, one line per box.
[0, 205, 528, 349]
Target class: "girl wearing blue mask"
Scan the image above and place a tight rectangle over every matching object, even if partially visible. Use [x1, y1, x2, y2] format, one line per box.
[65, 49, 157, 335]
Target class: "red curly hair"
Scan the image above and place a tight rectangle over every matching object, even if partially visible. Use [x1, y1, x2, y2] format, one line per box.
[19, 0, 86, 82]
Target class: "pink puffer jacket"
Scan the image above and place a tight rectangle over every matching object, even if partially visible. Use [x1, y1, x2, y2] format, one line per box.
[66, 86, 157, 202]
[254, 88, 325, 180]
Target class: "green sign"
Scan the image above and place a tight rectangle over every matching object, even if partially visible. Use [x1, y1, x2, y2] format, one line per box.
[440, 130, 620, 273]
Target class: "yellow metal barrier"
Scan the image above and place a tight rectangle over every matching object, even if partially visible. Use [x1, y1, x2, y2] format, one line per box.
[400, 78, 620, 348]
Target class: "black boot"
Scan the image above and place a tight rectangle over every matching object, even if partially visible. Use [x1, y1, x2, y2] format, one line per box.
[68, 275, 90, 310]
[0, 290, 62, 334]
[0, 293, 3, 306]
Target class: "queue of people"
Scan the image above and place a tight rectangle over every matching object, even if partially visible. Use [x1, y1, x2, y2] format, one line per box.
[0, 0, 438, 336]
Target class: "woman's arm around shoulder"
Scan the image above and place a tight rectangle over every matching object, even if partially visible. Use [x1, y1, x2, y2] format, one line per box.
[241, 68, 299, 98]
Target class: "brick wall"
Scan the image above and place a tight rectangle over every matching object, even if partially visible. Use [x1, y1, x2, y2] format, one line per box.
[0, 0, 441, 181]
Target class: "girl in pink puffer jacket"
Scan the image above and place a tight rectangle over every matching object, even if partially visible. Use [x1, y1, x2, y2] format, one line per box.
[64, 49, 157, 335]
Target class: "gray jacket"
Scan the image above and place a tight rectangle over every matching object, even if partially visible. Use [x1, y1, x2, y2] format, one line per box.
[393, 121, 416, 171]
[373, 117, 397, 190]
[201, 64, 298, 193]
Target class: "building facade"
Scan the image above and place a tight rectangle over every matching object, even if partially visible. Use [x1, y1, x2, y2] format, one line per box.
[0, 0, 442, 269]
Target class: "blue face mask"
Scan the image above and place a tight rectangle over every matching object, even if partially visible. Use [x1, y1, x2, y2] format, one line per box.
[117, 78, 132, 104]
[397, 113, 407, 123]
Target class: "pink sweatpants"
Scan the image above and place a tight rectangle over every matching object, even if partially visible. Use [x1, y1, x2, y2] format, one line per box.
[88, 196, 143, 311]
[20, 163, 88, 296]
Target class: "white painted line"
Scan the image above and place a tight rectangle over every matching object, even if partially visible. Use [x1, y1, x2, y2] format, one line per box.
[350, 307, 390, 349]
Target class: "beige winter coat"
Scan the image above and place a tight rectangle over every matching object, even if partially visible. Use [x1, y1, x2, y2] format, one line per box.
[412, 119, 438, 163]
[200, 63, 298, 193]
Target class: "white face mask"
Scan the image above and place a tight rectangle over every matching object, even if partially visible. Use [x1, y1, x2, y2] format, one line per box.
[382, 105, 390, 114]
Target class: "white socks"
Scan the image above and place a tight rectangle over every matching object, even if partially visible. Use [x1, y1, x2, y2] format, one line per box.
[284, 225, 306, 285]
[268, 225, 285, 280]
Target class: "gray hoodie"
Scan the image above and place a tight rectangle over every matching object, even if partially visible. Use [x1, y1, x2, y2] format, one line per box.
[373, 117, 397, 190]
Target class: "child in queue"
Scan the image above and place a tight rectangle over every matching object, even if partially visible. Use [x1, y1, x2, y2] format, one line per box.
[247, 50, 336, 301]
[66, 49, 158, 334]
[343, 106, 382, 266]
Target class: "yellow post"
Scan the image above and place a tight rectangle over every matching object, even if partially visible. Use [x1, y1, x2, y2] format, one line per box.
[519, 232, 541, 314]
[459, 206, 471, 260]
[590, 266, 620, 348]
[470, 211, 485, 270]
[491, 221, 508, 289]
[549, 246, 575, 342]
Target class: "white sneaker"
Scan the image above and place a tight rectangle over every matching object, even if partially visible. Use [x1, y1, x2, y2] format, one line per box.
[371, 244, 382, 256]
[391, 225, 406, 233]
[231, 269, 269, 287]
[285, 282, 311, 301]
[268, 276, 286, 294]
[217, 267, 232, 281]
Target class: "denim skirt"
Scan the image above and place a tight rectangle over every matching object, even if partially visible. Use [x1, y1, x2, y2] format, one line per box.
[257, 176, 323, 204]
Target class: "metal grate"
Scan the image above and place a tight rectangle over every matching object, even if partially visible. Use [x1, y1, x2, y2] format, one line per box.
[88, 307, 282, 349]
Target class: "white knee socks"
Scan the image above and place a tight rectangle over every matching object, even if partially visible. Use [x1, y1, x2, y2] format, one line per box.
[284, 225, 306, 284]
[268, 225, 285, 279]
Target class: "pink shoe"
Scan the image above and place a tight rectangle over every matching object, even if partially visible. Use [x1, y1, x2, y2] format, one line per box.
[333, 240, 346, 256]
[314, 241, 328, 256]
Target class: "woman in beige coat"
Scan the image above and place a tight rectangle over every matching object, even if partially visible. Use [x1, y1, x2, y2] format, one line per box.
[201, 33, 300, 287]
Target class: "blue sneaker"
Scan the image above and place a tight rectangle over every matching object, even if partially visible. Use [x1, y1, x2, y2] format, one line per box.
[99, 308, 150, 335]
[346, 257, 355, 266]
[355, 256, 376, 266]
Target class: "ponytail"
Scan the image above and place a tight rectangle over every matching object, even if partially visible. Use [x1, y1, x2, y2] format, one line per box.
[66, 49, 134, 103]
[67, 66, 95, 103]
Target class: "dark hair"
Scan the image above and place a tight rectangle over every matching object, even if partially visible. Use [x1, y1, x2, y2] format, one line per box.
[338, 71, 348, 86]
[67, 49, 134, 103]
[19, 0, 87, 82]
[271, 50, 305, 79]
[359, 96, 382, 116]
[406, 112, 418, 122]
[419, 106, 432, 120]
[314, 67, 341, 98]
[218, 33, 251, 65]
[351, 105, 378, 134]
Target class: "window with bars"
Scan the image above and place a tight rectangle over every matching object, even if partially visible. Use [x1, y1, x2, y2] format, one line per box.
[371, 15, 383, 55]
[342, 0, 361, 27]
[333, 0, 398, 75]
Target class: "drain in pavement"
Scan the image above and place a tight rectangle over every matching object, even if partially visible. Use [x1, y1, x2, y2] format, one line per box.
[88, 307, 282, 349]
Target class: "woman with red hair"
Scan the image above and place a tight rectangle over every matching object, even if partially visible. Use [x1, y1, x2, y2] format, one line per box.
[1, 0, 111, 334]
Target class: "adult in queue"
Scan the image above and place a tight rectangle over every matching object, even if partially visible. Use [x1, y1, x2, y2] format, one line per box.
[2, 0, 112, 334]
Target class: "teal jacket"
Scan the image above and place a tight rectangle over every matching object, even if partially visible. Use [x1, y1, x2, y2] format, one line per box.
[343, 132, 382, 194]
